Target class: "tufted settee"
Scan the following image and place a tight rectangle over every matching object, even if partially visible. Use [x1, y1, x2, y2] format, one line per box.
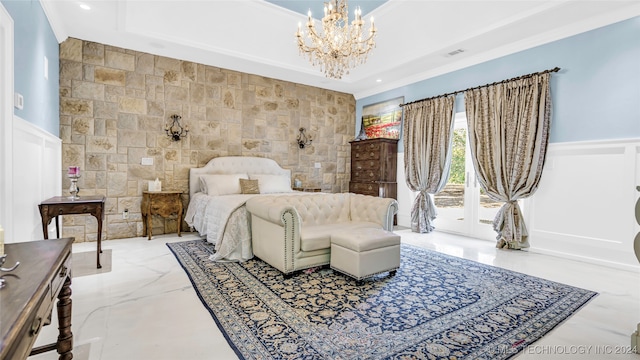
[245, 193, 398, 275]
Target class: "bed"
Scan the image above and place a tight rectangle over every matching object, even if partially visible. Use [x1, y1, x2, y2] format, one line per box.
[184, 156, 302, 262]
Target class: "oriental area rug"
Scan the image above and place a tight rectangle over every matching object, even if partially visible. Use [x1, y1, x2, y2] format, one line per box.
[167, 240, 596, 360]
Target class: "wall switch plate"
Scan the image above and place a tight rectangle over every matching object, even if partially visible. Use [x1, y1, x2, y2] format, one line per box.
[141, 157, 154, 166]
[14, 93, 23, 110]
[314, 162, 321, 168]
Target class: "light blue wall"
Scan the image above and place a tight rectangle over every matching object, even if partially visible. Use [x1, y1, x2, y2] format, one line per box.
[2, 0, 59, 136]
[357, 16, 640, 147]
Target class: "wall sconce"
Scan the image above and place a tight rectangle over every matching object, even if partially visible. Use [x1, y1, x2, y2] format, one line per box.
[165, 114, 189, 141]
[297, 127, 312, 149]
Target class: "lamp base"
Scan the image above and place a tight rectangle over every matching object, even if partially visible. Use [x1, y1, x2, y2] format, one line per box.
[354, 118, 368, 141]
[68, 174, 81, 199]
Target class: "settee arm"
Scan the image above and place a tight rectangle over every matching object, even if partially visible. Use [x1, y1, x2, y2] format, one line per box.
[349, 193, 398, 231]
[246, 196, 303, 274]
[246, 196, 300, 226]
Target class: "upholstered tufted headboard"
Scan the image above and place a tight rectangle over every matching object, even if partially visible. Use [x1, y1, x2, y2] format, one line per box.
[189, 156, 291, 198]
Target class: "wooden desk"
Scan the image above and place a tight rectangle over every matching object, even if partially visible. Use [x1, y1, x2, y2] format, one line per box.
[0, 238, 73, 360]
[39, 195, 106, 268]
[141, 191, 183, 240]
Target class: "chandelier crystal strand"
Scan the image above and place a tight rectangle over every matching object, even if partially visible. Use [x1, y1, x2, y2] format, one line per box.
[295, 0, 376, 79]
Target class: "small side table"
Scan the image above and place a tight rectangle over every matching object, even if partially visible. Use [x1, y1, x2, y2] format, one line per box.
[39, 195, 106, 268]
[293, 187, 322, 192]
[141, 191, 183, 240]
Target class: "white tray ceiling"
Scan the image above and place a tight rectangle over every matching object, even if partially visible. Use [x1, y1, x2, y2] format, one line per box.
[41, 0, 640, 99]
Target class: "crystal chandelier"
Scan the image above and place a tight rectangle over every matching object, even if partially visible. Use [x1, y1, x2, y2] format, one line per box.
[295, 0, 377, 79]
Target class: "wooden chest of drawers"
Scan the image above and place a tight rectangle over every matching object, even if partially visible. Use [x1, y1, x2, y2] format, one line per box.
[349, 138, 398, 201]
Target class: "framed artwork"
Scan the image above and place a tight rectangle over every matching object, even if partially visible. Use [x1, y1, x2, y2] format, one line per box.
[360, 97, 404, 140]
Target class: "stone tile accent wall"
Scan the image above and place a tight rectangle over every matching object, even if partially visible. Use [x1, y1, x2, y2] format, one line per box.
[59, 38, 355, 242]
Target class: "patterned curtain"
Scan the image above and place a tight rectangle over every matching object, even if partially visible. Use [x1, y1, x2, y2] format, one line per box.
[464, 73, 552, 249]
[403, 96, 456, 233]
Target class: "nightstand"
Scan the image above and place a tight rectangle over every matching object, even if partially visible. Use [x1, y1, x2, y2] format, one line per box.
[141, 191, 183, 240]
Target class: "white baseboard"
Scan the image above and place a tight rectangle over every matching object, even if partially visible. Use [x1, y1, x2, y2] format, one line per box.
[528, 246, 640, 273]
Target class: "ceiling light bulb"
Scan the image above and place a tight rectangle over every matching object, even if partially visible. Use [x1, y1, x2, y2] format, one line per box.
[79, 3, 91, 10]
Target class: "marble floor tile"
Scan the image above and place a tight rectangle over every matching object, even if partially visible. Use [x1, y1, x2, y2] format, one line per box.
[28, 230, 640, 360]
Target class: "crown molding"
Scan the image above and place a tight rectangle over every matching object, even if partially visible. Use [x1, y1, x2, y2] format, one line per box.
[39, 0, 68, 43]
[354, 5, 640, 100]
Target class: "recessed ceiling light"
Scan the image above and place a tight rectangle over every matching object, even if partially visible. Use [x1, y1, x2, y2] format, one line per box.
[376, 79, 382, 83]
[79, 3, 91, 10]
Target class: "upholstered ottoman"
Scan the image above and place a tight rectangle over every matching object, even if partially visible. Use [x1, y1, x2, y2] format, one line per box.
[330, 228, 401, 282]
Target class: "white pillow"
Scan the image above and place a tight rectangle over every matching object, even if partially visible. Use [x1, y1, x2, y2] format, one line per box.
[249, 174, 292, 194]
[199, 174, 248, 195]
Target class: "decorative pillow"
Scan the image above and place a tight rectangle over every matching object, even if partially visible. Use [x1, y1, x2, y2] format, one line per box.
[199, 174, 248, 195]
[239, 179, 260, 194]
[249, 174, 292, 194]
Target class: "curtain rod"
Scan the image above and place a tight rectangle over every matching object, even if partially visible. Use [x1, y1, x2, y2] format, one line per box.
[399, 67, 561, 107]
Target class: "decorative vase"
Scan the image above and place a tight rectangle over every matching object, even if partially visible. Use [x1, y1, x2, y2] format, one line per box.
[354, 117, 368, 141]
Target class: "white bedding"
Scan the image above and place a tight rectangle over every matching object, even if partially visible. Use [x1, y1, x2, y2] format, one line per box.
[185, 192, 258, 262]
[185, 191, 307, 262]
[186, 156, 310, 262]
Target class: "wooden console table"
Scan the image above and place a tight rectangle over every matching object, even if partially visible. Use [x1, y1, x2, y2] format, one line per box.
[39, 195, 106, 268]
[141, 191, 183, 240]
[0, 238, 73, 360]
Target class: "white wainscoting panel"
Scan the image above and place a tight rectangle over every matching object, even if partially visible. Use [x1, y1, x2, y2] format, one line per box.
[397, 140, 640, 271]
[11, 116, 61, 242]
[526, 138, 640, 271]
[0, 3, 13, 243]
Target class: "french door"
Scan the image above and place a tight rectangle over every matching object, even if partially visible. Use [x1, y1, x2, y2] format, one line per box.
[432, 113, 501, 241]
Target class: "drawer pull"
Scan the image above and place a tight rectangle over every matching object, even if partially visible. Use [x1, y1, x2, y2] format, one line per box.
[31, 317, 42, 336]
[59, 265, 68, 278]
